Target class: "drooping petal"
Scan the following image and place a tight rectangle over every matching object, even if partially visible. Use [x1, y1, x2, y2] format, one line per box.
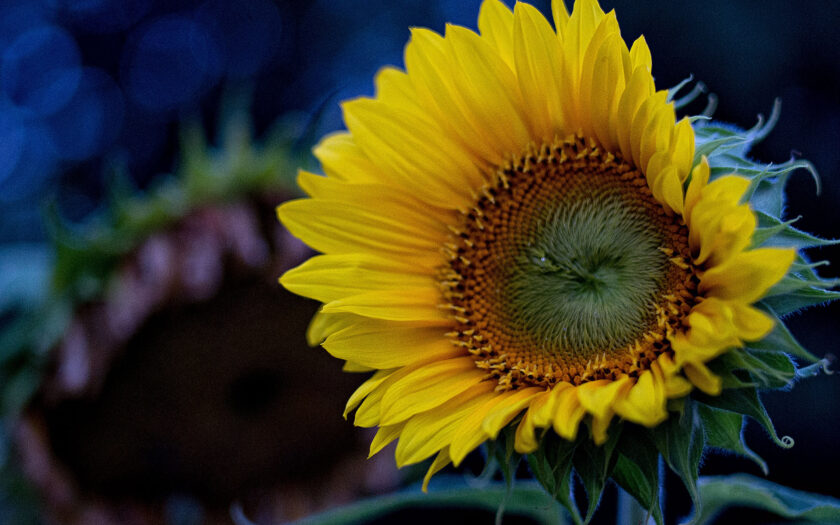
[395, 382, 496, 465]
[699, 248, 795, 303]
[379, 357, 486, 425]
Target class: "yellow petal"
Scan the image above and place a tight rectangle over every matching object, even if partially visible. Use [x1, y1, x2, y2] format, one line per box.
[684, 157, 710, 223]
[590, 409, 614, 445]
[374, 67, 418, 107]
[379, 357, 485, 425]
[343, 361, 374, 373]
[369, 422, 406, 457]
[277, 198, 445, 266]
[683, 361, 722, 395]
[345, 368, 397, 420]
[689, 175, 755, 265]
[321, 287, 449, 323]
[422, 447, 452, 492]
[445, 24, 531, 156]
[405, 28, 501, 167]
[551, 0, 570, 36]
[396, 382, 495, 465]
[629, 35, 651, 72]
[577, 377, 631, 420]
[343, 97, 478, 208]
[312, 132, 384, 183]
[629, 90, 668, 170]
[532, 382, 574, 428]
[588, 32, 628, 151]
[481, 387, 546, 439]
[578, 12, 622, 141]
[669, 117, 695, 182]
[478, 0, 515, 69]
[560, 0, 606, 128]
[306, 310, 349, 346]
[613, 368, 667, 426]
[731, 303, 776, 341]
[552, 386, 587, 440]
[671, 297, 741, 363]
[281, 253, 434, 303]
[616, 67, 654, 161]
[514, 402, 543, 454]
[449, 391, 521, 466]
[513, 1, 566, 140]
[655, 354, 694, 398]
[699, 248, 795, 303]
[640, 102, 675, 179]
[324, 321, 462, 369]
[653, 165, 684, 215]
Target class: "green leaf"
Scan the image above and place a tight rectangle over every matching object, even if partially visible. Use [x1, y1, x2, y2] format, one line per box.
[651, 399, 705, 511]
[694, 474, 840, 525]
[528, 431, 582, 525]
[696, 405, 767, 474]
[694, 387, 793, 450]
[612, 426, 663, 525]
[572, 425, 622, 524]
[293, 479, 567, 525]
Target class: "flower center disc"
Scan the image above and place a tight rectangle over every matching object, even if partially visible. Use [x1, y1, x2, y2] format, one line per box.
[441, 137, 697, 390]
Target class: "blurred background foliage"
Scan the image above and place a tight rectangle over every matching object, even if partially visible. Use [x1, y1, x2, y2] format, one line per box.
[0, 0, 838, 524]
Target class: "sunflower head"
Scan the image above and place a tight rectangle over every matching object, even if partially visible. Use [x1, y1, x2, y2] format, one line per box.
[278, 0, 837, 521]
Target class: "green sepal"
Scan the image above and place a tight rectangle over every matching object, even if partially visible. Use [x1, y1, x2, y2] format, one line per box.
[749, 305, 818, 362]
[795, 359, 833, 380]
[694, 387, 794, 449]
[693, 102, 780, 165]
[527, 431, 582, 525]
[572, 424, 622, 524]
[760, 288, 840, 317]
[650, 399, 705, 512]
[718, 348, 796, 389]
[694, 474, 840, 525]
[752, 211, 839, 249]
[611, 426, 664, 525]
[744, 162, 819, 218]
[696, 405, 767, 474]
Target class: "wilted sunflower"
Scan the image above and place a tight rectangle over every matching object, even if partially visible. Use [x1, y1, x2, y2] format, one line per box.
[278, 0, 834, 512]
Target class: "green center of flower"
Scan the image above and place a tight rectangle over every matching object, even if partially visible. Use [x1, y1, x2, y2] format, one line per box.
[440, 137, 696, 389]
[508, 186, 669, 355]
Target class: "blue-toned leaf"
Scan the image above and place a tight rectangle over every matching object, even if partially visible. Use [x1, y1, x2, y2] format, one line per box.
[694, 387, 793, 450]
[527, 431, 581, 525]
[696, 405, 767, 474]
[750, 306, 818, 362]
[612, 426, 664, 525]
[293, 478, 567, 525]
[573, 425, 622, 524]
[761, 288, 840, 317]
[651, 400, 705, 511]
[694, 474, 840, 525]
[753, 211, 837, 249]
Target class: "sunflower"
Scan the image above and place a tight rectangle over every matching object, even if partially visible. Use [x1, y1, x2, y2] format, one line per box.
[279, 0, 798, 491]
